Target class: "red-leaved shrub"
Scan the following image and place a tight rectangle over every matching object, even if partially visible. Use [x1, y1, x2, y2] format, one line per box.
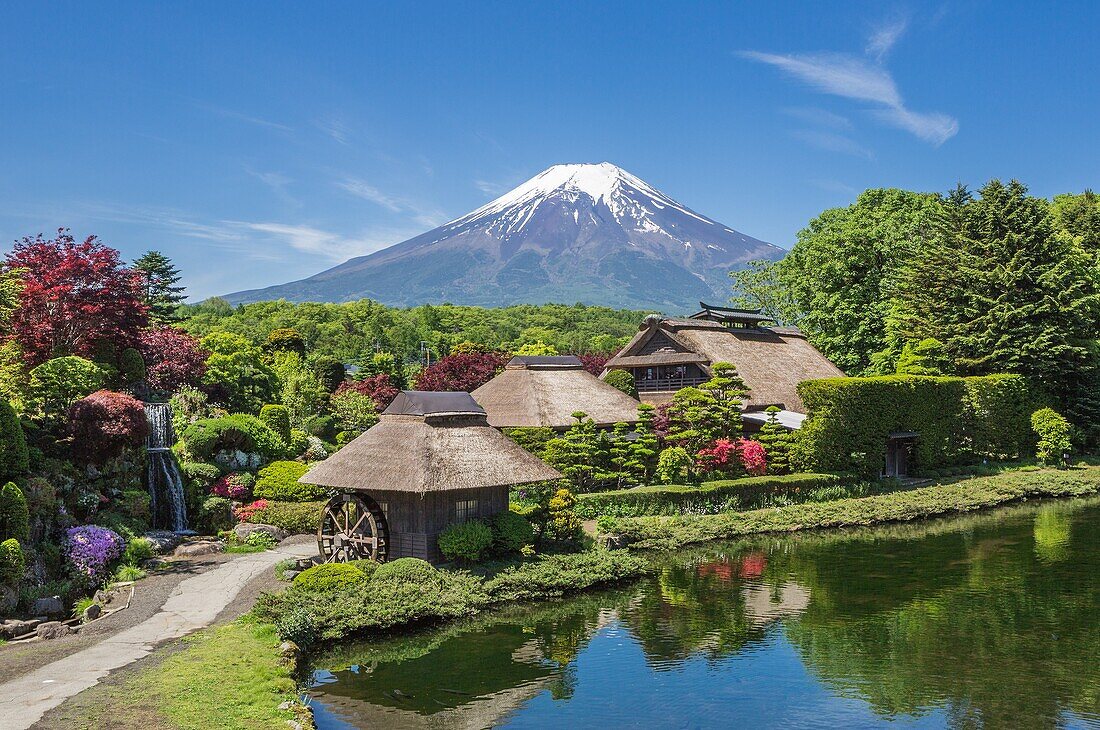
[336, 374, 400, 410]
[413, 352, 509, 392]
[138, 326, 209, 392]
[695, 438, 767, 476]
[68, 390, 150, 465]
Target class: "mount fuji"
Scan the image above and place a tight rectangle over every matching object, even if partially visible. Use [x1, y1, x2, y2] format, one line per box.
[225, 162, 783, 312]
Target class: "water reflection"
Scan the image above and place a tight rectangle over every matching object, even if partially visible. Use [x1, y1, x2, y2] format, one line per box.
[310, 497, 1100, 729]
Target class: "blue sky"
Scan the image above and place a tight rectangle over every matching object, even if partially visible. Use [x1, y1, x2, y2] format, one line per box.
[2, 1, 1097, 300]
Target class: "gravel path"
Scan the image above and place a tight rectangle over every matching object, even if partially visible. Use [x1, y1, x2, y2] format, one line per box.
[0, 539, 316, 730]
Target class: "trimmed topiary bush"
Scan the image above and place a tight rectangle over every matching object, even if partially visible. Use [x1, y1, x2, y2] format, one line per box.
[437, 519, 493, 563]
[1032, 407, 1072, 466]
[242, 500, 324, 534]
[180, 461, 221, 486]
[488, 510, 534, 554]
[288, 429, 310, 457]
[0, 482, 29, 542]
[259, 404, 292, 445]
[0, 399, 29, 483]
[253, 461, 323, 501]
[118, 347, 146, 385]
[603, 369, 637, 397]
[198, 496, 234, 534]
[0, 538, 25, 583]
[372, 557, 440, 586]
[67, 390, 150, 465]
[293, 563, 371, 592]
[180, 414, 287, 462]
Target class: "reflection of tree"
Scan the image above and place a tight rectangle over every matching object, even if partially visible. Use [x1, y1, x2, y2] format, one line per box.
[785, 500, 1100, 728]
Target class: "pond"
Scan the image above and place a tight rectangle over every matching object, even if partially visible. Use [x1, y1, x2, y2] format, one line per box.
[306, 497, 1100, 729]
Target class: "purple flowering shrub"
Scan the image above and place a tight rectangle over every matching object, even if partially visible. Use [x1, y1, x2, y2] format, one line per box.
[65, 525, 124, 582]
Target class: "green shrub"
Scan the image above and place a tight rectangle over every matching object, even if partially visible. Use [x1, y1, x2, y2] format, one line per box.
[574, 473, 847, 519]
[118, 348, 146, 385]
[304, 414, 338, 441]
[113, 564, 147, 582]
[503, 427, 556, 458]
[657, 447, 693, 484]
[181, 414, 286, 462]
[603, 369, 637, 397]
[546, 488, 581, 544]
[118, 490, 151, 521]
[123, 537, 155, 566]
[485, 550, 650, 603]
[438, 520, 494, 563]
[0, 482, 29, 542]
[288, 429, 310, 456]
[962, 374, 1035, 460]
[0, 538, 25, 583]
[373, 557, 440, 586]
[276, 606, 320, 646]
[253, 461, 322, 502]
[27, 356, 108, 415]
[259, 404, 292, 445]
[293, 563, 370, 592]
[1032, 408, 1072, 466]
[180, 461, 221, 486]
[488, 510, 534, 554]
[198, 496, 234, 534]
[245, 500, 324, 534]
[0, 400, 29, 483]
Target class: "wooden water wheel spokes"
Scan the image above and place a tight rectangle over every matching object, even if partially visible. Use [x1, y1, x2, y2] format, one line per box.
[317, 492, 388, 563]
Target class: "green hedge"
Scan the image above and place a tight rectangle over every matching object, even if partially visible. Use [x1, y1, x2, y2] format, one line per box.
[574, 473, 846, 518]
[259, 405, 292, 445]
[0, 400, 28, 483]
[0, 537, 25, 583]
[0, 481, 30, 542]
[246, 500, 325, 534]
[181, 414, 287, 462]
[253, 461, 324, 502]
[792, 374, 1035, 478]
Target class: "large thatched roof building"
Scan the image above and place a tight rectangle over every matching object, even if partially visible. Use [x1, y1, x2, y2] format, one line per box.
[602, 304, 844, 414]
[471, 355, 640, 429]
[300, 391, 561, 563]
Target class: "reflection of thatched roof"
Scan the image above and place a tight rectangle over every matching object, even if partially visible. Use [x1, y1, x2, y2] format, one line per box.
[605, 318, 844, 412]
[472, 357, 640, 429]
[300, 391, 561, 493]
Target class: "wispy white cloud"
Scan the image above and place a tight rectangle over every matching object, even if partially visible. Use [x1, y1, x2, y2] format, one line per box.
[782, 106, 853, 131]
[315, 116, 351, 145]
[741, 22, 958, 146]
[474, 179, 506, 196]
[233, 222, 413, 261]
[866, 18, 908, 61]
[336, 177, 446, 228]
[195, 103, 292, 133]
[245, 168, 299, 207]
[791, 130, 874, 159]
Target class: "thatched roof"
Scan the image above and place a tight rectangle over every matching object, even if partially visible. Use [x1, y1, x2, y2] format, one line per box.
[471, 357, 640, 428]
[604, 317, 844, 413]
[299, 391, 561, 493]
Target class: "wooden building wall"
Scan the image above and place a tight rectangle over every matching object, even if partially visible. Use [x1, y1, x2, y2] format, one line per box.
[371, 486, 509, 563]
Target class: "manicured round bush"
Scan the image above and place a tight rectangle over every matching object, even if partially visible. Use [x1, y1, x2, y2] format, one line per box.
[488, 510, 534, 555]
[254, 461, 323, 502]
[264, 328, 306, 355]
[438, 519, 493, 563]
[118, 347, 147, 385]
[241, 500, 324, 534]
[303, 414, 338, 441]
[288, 429, 310, 457]
[259, 404, 292, 445]
[0, 538, 25, 583]
[372, 557, 440, 586]
[67, 390, 150, 465]
[0, 481, 29, 542]
[0, 399, 29, 483]
[603, 369, 637, 397]
[180, 461, 221, 486]
[181, 414, 286, 461]
[293, 562, 370, 592]
[1032, 407, 1072, 465]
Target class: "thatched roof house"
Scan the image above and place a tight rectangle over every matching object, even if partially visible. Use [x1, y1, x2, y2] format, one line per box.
[602, 306, 844, 413]
[300, 391, 561, 563]
[471, 355, 641, 429]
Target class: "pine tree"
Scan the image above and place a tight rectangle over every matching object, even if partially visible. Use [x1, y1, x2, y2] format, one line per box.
[542, 412, 613, 492]
[698, 362, 749, 440]
[626, 403, 660, 484]
[133, 251, 186, 324]
[756, 406, 792, 475]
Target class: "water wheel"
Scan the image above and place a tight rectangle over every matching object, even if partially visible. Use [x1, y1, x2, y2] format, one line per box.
[317, 493, 388, 563]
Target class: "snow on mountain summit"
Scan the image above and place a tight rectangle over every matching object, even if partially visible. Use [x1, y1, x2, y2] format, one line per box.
[226, 162, 783, 312]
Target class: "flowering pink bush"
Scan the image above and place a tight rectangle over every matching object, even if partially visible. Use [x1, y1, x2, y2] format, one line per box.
[65, 525, 124, 582]
[234, 499, 269, 522]
[211, 472, 254, 500]
[695, 438, 767, 476]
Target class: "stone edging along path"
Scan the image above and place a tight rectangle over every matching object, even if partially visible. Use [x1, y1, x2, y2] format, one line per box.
[0, 540, 316, 730]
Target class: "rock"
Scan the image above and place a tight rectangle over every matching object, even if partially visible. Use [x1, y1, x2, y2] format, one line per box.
[0, 619, 40, 639]
[36, 621, 74, 640]
[142, 530, 183, 554]
[82, 603, 102, 622]
[142, 557, 169, 570]
[279, 640, 299, 659]
[173, 539, 224, 558]
[277, 701, 294, 711]
[31, 595, 65, 617]
[285, 721, 303, 730]
[233, 523, 289, 543]
[283, 569, 301, 581]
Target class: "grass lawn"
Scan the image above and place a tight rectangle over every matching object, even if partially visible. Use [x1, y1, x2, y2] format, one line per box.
[607, 465, 1100, 551]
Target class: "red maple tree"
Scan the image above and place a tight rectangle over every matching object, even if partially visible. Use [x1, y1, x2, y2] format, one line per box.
[67, 390, 150, 465]
[4, 230, 148, 366]
[575, 352, 612, 376]
[335, 374, 400, 411]
[413, 351, 509, 392]
[138, 326, 209, 392]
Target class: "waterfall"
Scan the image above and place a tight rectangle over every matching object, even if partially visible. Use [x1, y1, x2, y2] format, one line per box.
[145, 402, 188, 532]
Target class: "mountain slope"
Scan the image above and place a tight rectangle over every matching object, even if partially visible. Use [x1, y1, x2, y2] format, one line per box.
[226, 162, 783, 312]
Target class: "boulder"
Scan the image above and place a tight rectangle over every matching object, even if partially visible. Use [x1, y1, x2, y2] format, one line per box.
[173, 539, 224, 558]
[31, 596, 65, 617]
[82, 603, 102, 622]
[36, 621, 74, 640]
[142, 530, 183, 554]
[0, 619, 40, 640]
[0, 584, 16, 615]
[233, 523, 289, 543]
